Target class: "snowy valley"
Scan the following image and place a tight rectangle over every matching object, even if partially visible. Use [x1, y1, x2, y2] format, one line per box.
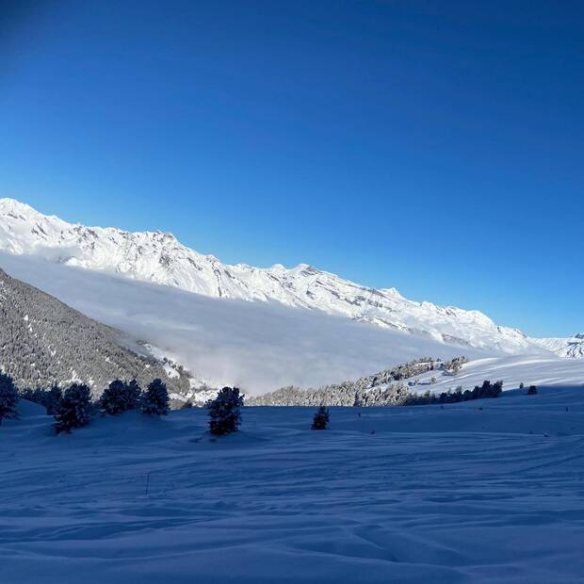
[3, 3, 583, 582]
[0, 197, 582, 401]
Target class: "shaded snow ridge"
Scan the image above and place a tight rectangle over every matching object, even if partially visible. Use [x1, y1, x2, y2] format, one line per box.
[0, 197, 575, 357]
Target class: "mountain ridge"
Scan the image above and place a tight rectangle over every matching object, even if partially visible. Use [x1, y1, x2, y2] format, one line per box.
[0, 198, 575, 357]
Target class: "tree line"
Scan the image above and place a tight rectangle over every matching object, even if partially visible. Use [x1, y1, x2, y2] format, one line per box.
[1, 371, 246, 437]
[247, 357, 475, 407]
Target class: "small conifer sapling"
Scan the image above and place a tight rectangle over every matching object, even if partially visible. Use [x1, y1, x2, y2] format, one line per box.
[312, 406, 329, 430]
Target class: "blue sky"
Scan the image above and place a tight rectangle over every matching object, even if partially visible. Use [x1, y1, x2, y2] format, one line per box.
[0, 0, 582, 337]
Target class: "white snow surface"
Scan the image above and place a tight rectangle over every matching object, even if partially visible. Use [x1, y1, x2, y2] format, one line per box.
[3, 383, 584, 584]
[0, 198, 568, 355]
[410, 354, 584, 394]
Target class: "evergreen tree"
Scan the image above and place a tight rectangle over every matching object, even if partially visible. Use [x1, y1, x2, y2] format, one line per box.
[0, 267, 188, 397]
[46, 386, 63, 415]
[527, 385, 538, 395]
[126, 379, 142, 410]
[207, 387, 243, 435]
[311, 406, 329, 430]
[99, 379, 130, 415]
[54, 383, 92, 434]
[31, 388, 47, 407]
[19, 387, 34, 402]
[492, 380, 504, 397]
[142, 378, 169, 416]
[0, 372, 19, 425]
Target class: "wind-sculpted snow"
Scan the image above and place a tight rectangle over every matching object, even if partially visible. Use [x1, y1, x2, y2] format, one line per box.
[2, 390, 584, 583]
[0, 198, 566, 355]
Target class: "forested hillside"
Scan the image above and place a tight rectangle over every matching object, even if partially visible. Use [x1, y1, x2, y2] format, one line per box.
[0, 267, 190, 395]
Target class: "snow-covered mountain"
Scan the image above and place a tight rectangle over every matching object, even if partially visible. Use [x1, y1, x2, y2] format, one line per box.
[532, 334, 584, 359]
[0, 198, 573, 357]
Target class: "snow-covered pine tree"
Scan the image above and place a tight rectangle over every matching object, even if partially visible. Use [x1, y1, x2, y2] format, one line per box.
[126, 379, 142, 410]
[0, 372, 19, 425]
[99, 379, 130, 415]
[311, 405, 329, 430]
[54, 383, 92, 434]
[46, 386, 63, 415]
[142, 378, 169, 416]
[207, 387, 243, 436]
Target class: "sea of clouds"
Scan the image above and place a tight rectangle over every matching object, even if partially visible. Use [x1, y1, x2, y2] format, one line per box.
[1, 252, 480, 394]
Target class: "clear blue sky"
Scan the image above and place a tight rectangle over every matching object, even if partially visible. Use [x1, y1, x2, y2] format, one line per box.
[1, 1, 582, 337]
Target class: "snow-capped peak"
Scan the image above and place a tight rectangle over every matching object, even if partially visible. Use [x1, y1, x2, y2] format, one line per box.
[0, 198, 37, 213]
[0, 198, 573, 357]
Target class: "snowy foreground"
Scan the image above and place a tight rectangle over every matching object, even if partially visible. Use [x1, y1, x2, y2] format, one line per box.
[3, 388, 584, 584]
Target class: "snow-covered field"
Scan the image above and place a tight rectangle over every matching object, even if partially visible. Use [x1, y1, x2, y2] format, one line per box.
[411, 354, 584, 394]
[3, 386, 584, 584]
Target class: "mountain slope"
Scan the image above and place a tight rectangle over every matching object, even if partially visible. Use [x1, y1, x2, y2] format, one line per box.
[532, 334, 584, 359]
[0, 198, 569, 356]
[0, 266, 190, 395]
[248, 353, 584, 406]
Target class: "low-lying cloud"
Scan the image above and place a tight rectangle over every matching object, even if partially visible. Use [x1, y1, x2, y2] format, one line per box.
[1, 253, 483, 394]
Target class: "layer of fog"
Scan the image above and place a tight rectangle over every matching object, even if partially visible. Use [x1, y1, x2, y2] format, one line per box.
[1, 253, 488, 394]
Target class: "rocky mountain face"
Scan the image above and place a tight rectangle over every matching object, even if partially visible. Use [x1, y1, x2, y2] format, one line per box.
[0, 198, 575, 357]
[0, 266, 191, 395]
